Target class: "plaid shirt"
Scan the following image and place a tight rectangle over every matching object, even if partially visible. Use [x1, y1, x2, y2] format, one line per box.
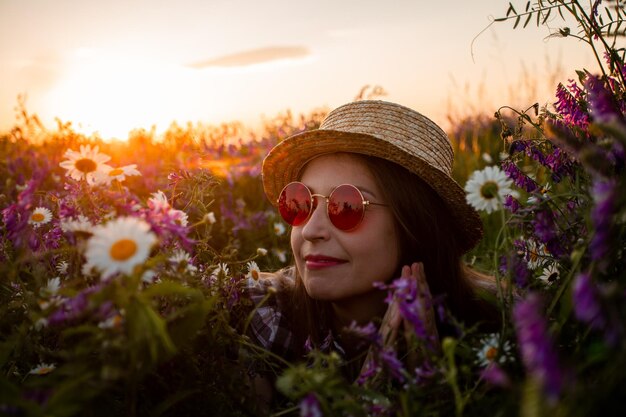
[246, 271, 296, 361]
[246, 269, 347, 366]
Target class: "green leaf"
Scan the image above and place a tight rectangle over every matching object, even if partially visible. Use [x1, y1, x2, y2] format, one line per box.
[507, 2, 517, 18]
[167, 299, 214, 348]
[127, 296, 176, 363]
[151, 389, 202, 417]
[141, 280, 202, 300]
[524, 13, 533, 28]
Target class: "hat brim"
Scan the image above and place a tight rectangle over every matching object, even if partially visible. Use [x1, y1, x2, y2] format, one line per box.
[262, 129, 483, 253]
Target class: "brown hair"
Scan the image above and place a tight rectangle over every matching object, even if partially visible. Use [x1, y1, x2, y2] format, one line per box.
[278, 154, 499, 360]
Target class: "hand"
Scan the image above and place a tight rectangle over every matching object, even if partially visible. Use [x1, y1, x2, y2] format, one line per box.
[359, 262, 440, 382]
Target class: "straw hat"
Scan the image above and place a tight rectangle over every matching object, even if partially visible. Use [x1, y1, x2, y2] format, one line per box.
[262, 100, 483, 253]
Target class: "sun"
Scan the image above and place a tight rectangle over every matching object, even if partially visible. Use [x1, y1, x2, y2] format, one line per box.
[43, 49, 203, 141]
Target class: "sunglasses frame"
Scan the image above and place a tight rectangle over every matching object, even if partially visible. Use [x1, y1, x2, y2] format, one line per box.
[277, 181, 388, 231]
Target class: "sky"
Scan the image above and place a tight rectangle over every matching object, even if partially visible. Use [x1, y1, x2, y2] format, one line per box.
[0, 0, 598, 140]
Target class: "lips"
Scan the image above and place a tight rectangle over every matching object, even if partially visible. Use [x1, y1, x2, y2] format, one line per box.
[304, 254, 348, 270]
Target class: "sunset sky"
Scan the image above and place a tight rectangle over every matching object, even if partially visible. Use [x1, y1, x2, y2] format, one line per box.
[0, 0, 597, 139]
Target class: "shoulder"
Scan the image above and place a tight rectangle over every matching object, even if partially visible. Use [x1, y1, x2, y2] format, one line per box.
[246, 267, 296, 357]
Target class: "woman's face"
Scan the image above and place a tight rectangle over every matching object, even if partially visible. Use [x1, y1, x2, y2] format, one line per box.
[291, 153, 399, 302]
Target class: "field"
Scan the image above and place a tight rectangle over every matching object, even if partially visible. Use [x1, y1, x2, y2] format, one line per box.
[1, 2, 626, 416]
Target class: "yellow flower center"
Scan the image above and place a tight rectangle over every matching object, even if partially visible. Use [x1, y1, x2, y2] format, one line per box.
[480, 181, 499, 199]
[75, 158, 97, 173]
[35, 366, 54, 375]
[109, 168, 124, 176]
[109, 239, 138, 261]
[31, 212, 45, 222]
[486, 346, 498, 361]
[251, 269, 260, 281]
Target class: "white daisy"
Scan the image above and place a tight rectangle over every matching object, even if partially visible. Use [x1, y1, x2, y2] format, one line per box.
[59, 144, 112, 184]
[29, 363, 56, 375]
[272, 248, 287, 263]
[256, 247, 268, 256]
[34, 318, 48, 330]
[169, 249, 197, 273]
[525, 240, 550, 270]
[481, 153, 493, 164]
[476, 334, 512, 367]
[148, 190, 170, 210]
[538, 263, 560, 286]
[56, 261, 69, 275]
[84, 217, 158, 279]
[28, 207, 52, 228]
[204, 212, 217, 224]
[210, 263, 230, 280]
[141, 269, 158, 284]
[464, 166, 515, 214]
[169, 208, 189, 227]
[102, 164, 141, 183]
[527, 183, 552, 205]
[60, 215, 93, 235]
[246, 261, 261, 281]
[98, 314, 123, 329]
[41, 277, 61, 297]
[273, 222, 286, 236]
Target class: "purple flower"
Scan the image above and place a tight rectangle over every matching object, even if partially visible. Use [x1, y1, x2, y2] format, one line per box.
[503, 195, 521, 213]
[379, 347, 406, 383]
[414, 360, 439, 384]
[589, 178, 618, 271]
[499, 251, 530, 288]
[513, 293, 564, 402]
[47, 285, 102, 326]
[356, 359, 379, 386]
[585, 74, 623, 125]
[299, 393, 322, 417]
[544, 147, 575, 182]
[532, 209, 557, 244]
[379, 276, 438, 349]
[480, 363, 511, 388]
[554, 81, 589, 130]
[345, 321, 381, 345]
[501, 160, 538, 193]
[572, 272, 605, 330]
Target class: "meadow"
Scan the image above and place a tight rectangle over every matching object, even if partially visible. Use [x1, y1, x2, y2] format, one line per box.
[1, 1, 626, 416]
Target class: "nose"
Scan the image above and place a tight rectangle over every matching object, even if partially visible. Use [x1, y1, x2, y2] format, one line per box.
[300, 197, 331, 241]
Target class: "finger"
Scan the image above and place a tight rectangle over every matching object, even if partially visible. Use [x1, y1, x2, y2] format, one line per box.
[414, 262, 441, 351]
[382, 298, 401, 345]
[401, 264, 411, 278]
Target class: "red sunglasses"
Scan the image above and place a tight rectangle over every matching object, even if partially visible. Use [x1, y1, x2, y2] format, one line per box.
[277, 181, 388, 231]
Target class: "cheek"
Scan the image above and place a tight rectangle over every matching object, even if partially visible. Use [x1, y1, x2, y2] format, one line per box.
[290, 228, 303, 263]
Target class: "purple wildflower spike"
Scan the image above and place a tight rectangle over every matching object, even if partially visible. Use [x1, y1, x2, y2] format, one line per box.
[572, 272, 606, 330]
[501, 160, 538, 193]
[585, 74, 623, 125]
[589, 178, 617, 271]
[480, 363, 511, 388]
[554, 81, 589, 130]
[513, 293, 563, 402]
[503, 195, 520, 213]
[299, 393, 323, 417]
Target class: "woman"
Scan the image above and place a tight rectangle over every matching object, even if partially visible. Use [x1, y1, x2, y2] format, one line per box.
[245, 100, 498, 409]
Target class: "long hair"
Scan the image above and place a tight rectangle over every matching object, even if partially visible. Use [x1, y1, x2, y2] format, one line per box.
[278, 154, 498, 360]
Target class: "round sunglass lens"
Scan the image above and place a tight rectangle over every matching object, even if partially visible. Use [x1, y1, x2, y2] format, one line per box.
[278, 182, 312, 226]
[328, 185, 365, 231]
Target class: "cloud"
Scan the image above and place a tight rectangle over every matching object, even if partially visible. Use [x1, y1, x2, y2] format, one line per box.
[187, 46, 309, 68]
